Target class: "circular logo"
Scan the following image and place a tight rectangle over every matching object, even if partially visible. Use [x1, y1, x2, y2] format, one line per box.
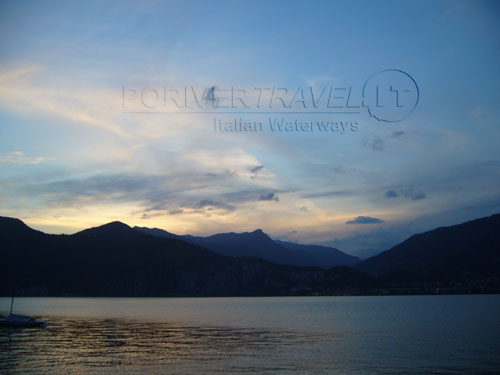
[363, 69, 419, 122]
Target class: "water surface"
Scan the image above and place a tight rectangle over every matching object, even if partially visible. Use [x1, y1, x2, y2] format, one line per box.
[1, 295, 499, 374]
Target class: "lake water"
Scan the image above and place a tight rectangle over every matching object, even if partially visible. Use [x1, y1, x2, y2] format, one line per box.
[1, 295, 499, 374]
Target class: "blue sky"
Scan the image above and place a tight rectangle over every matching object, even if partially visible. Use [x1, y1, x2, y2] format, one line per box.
[0, 0, 499, 254]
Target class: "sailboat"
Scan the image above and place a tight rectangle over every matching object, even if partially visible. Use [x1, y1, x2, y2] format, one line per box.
[0, 296, 47, 327]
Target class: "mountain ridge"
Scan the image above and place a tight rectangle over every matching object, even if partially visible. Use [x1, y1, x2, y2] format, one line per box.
[354, 213, 500, 280]
[134, 226, 360, 268]
[2, 213, 500, 296]
[0, 217, 371, 297]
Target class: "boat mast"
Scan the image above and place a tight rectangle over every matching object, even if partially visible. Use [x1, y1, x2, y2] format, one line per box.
[10, 296, 14, 315]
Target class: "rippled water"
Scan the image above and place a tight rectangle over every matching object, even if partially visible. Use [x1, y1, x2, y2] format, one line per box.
[1, 295, 500, 374]
[1, 318, 328, 374]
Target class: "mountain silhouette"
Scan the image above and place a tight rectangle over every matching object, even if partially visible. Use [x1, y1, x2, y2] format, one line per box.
[0, 217, 371, 297]
[275, 240, 360, 267]
[350, 248, 384, 260]
[355, 213, 500, 284]
[134, 227, 360, 268]
[2, 213, 499, 296]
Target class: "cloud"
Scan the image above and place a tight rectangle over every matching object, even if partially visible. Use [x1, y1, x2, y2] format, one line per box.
[192, 199, 235, 211]
[364, 137, 384, 151]
[259, 192, 279, 201]
[141, 212, 165, 220]
[400, 188, 427, 201]
[0, 66, 207, 142]
[303, 190, 354, 199]
[215, 189, 282, 205]
[12, 172, 213, 213]
[0, 75, 134, 139]
[5, 139, 282, 216]
[333, 165, 347, 174]
[250, 165, 264, 173]
[385, 188, 427, 200]
[169, 209, 183, 215]
[385, 190, 399, 198]
[250, 165, 265, 180]
[204, 170, 237, 179]
[0, 66, 43, 82]
[391, 131, 405, 138]
[346, 216, 384, 224]
[29, 174, 163, 198]
[0, 151, 53, 165]
[329, 200, 500, 253]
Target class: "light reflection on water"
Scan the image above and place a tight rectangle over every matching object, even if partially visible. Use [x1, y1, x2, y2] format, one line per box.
[0, 317, 329, 375]
[1, 295, 500, 374]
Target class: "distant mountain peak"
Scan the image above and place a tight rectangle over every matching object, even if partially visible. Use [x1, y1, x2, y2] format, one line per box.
[133, 226, 179, 240]
[134, 225, 360, 268]
[0, 216, 28, 227]
[245, 229, 273, 241]
[134, 226, 175, 234]
[74, 221, 135, 237]
[88, 221, 132, 233]
[354, 212, 500, 277]
[0, 216, 43, 236]
[103, 221, 131, 229]
[251, 229, 265, 235]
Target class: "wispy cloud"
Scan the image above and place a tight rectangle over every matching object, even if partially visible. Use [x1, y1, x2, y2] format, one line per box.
[385, 190, 399, 198]
[0, 65, 43, 81]
[303, 190, 354, 199]
[391, 131, 405, 138]
[346, 216, 384, 224]
[400, 188, 427, 201]
[259, 192, 279, 201]
[192, 199, 236, 212]
[169, 209, 183, 215]
[385, 188, 426, 201]
[0, 70, 131, 138]
[250, 165, 264, 173]
[0, 151, 53, 165]
[364, 137, 384, 151]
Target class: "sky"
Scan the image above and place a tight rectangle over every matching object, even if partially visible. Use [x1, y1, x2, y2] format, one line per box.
[0, 0, 499, 255]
